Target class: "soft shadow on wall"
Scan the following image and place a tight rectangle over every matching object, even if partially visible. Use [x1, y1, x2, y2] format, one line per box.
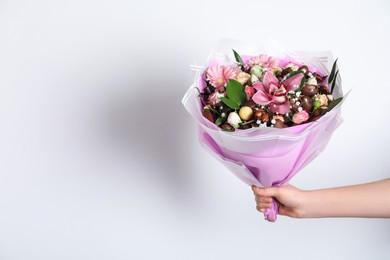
[95, 45, 202, 205]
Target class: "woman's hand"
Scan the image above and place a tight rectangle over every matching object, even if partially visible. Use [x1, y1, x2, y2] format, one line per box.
[252, 185, 306, 218]
[252, 179, 390, 218]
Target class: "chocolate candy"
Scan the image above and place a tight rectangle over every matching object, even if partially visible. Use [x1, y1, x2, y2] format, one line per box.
[202, 110, 214, 123]
[300, 95, 313, 111]
[281, 67, 292, 77]
[319, 85, 331, 95]
[254, 109, 269, 122]
[204, 85, 215, 95]
[239, 106, 253, 121]
[242, 100, 256, 109]
[299, 65, 309, 76]
[312, 107, 329, 118]
[274, 119, 288, 128]
[314, 73, 326, 84]
[301, 84, 319, 97]
[221, 123, 234, 131]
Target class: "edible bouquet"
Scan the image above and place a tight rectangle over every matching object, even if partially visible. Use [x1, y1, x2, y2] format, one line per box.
[182, 39, 346, 222]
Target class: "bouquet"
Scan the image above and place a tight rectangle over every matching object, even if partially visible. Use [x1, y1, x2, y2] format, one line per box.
[182, 39, 346, 222]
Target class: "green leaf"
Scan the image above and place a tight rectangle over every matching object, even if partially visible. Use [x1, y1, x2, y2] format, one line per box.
[222, 128, 235, 132]
[330, 70, 339, 94]
[204, 105, 220, 115]
[232, 49, 244, 70]
[215, 116, 226, 126]
[220, 97, 240, 109]
[313, 100, 321, 111]
[285, 70, 304, 80]
[296, 76, 306, 92]
[226, 79, 246, 106]
[328, 97, 343, 111]
[328, 58, 338, 84]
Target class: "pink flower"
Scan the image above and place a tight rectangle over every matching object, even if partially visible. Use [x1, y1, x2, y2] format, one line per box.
[206, 64, 236, 90]
[207, 92, 220, 106]
[292, 110, 309, 124]
[245, 86, 255, 100]
[249, 54, 279, 69]
[252, 71, 304, 114]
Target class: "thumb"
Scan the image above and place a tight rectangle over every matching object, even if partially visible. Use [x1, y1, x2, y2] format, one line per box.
[253, 186, 280, 197]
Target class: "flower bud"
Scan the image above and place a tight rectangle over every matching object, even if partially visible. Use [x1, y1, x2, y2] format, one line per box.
[318, 94, 328, 107]
[250, 74, 259, 84]
[227, 112, 242, 128]
[207, 92, 220, 106]
[244, 86, 255, 100]
[235, 72, 251, 85]
[250, 65, 263, 77]
[292, 110, 309, 125]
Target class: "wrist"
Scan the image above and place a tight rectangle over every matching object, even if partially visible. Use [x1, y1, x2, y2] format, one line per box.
[295, 190, 311, 218]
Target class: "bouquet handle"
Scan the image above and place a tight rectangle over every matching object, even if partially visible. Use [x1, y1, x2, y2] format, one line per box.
[264, 198, 279, 222]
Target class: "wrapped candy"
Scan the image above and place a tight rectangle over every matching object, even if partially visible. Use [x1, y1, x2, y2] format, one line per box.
[182, 39, 347, 222]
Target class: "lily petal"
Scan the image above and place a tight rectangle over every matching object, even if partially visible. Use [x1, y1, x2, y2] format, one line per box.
[283, 73, 304, 92]
[269, 101, 291, 114]
[263, 71, 279, 89]
[268, 82, 279, 95]
[272, 95, 287, 104]
[252, 92, 272, 105]
[253, 81, 266, 92]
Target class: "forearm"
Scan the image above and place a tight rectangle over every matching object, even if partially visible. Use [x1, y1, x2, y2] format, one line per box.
[301, 179, 390, 218]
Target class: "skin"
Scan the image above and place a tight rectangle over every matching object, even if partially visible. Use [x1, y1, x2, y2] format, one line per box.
[252, 179, 390, 218]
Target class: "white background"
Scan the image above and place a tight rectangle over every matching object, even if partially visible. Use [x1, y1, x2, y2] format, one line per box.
[0, 0, 389, 259]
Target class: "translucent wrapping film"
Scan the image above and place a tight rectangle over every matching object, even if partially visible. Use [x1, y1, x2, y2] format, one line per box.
[182, 39, 346, 221]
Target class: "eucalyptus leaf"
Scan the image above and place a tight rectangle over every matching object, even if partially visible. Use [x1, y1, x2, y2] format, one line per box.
[221, 97, 240, 109]
[232, 49, 244, 70]
[226, 79, 246, 106]
[328, 58, 338, 84]
[331, 70, 339, 94]
[328, 97, 343, 111]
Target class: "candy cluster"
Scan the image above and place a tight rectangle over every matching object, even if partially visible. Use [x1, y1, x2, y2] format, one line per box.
[200, 51, 341, 131]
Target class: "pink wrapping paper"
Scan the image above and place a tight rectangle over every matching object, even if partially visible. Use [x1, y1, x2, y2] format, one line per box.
[182, 39, 345, 222]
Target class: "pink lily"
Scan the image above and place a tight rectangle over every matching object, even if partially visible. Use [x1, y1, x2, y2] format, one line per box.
[252, 71, 304, 114]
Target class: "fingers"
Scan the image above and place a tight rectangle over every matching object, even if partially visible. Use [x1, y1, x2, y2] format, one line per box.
[256, 202, 273, 213]
[252, 185, 275, 213]
[255, 196, 272, 204]
[251, 185, 279, 197]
